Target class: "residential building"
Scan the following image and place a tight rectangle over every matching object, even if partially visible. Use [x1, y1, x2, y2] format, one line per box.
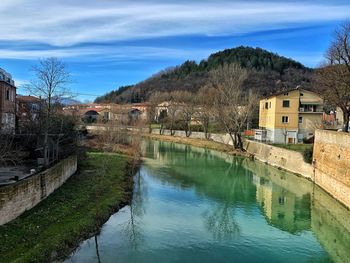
[0, 68, 16, 134]
[16, 95, 42, 134]
[255, 87, 324, 144]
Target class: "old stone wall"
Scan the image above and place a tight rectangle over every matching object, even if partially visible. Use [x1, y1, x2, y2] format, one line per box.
[0, 155, 77, 225]
[313, 130, 350, 209]
[244, 140, 314, 180]
[149, 129, 234, 145]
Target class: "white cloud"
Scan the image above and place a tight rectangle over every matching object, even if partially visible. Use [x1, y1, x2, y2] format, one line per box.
[0, 1, 349, 47]
[0, 45, 215, 61]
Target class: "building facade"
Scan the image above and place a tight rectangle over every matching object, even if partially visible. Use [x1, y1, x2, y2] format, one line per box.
[16, 95, 42, 134]
[255, 87, 324, 144]
[0, 68, 16, 134]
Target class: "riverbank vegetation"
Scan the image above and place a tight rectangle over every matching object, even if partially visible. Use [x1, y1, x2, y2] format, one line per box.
[0, 152, 136, 263]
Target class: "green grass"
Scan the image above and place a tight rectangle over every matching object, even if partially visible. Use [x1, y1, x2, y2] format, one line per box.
[272, 143, 313, 153]
[150, 123, 161, 129]
[0, 152, 134, 263]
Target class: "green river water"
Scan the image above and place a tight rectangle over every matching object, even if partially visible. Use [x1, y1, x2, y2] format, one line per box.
[66, 140, 350, 263]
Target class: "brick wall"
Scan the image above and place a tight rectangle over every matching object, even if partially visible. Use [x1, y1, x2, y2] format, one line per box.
[0, 155, 77, 225]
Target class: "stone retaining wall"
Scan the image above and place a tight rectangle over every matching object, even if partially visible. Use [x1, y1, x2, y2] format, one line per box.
[244, 140, 314, 180]
[150, 129, 234, 145]
[313, 130, 350, 209]
[0, 155, 77, 225]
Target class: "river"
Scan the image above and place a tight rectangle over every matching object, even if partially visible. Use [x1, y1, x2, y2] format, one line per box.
[66, 139, 350, 263]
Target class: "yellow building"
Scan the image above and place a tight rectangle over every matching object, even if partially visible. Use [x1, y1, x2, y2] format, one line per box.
[255, 87, 324, 144]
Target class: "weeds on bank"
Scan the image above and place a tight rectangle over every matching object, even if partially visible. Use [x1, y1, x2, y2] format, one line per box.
[0, 152, 134, 263]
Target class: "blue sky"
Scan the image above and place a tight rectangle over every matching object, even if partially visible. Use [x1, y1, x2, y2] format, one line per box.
[0, 0, 349, 102]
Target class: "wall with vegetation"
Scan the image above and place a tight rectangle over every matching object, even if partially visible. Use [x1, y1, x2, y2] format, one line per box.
[244, 140, 314, 179]
[313, 130, 350, 209]
[0, 155, 77, 225]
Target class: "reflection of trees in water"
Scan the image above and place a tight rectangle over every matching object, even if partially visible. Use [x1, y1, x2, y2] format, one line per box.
[203, 203, 240, 240]
[123, 170, 147, 249]
[94, 235, 102, 263]
[202, 159, 244, 241]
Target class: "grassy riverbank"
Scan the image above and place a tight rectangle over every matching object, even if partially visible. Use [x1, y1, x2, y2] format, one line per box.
[0, 152, 135, 263]
[143, 133, 248, 156]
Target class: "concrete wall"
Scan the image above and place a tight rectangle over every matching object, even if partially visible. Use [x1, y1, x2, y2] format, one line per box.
[0, 155, 77, 225]
[244, 140, 313, 180]
[313, 130, 350, 209]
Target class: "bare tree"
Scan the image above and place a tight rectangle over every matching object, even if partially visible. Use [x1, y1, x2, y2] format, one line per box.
[165, 91, 182, 136]
[26, 57, 71, 119]
[196, 85, 217, 139]
[173, 90, 196, 137]
[25, 57, 71, 165]
[147, 91, 167, 133]
[315, 22, 350, 132]
[0, 136, 21, 166]
[209, 63, 257, 150]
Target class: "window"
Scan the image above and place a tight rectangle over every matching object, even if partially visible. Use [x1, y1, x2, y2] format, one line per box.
[278, 196, 286, 205]
[300, 93, 304, 96]
[283, 93, 289, 96]
[269, 102, 272, 108]
[282, 100, 290, 108]
[299, 116, 303, 124]
[6, 89, 10, 100]
[282, 116, 289, 123]
[265, 102, 268, 109]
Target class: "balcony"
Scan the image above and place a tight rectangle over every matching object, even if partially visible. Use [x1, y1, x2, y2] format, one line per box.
[299, 105, 323, 113]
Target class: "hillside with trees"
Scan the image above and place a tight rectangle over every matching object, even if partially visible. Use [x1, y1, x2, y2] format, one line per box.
[95, 46, 313, 103]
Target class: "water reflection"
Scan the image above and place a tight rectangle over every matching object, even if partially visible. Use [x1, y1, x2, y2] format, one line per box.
[67, 140, 350, 263]
[312, 187, 350, 263]
[203, 203, 240, 240]
[123, 170, 147, 249]
[252, 173, 311, 234]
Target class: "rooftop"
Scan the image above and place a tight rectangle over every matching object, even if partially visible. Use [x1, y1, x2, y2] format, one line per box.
[0, 67, 15, 87]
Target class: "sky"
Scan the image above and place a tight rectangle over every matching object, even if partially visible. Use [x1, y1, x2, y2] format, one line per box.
[0, 0, 350, 102]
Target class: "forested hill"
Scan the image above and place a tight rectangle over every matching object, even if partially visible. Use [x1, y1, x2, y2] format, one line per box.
[95, 46, 312, 103]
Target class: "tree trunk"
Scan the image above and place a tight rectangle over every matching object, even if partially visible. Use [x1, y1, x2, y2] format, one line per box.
[203, 125, 208, 139]
[228, 132, 236, 149]
[236, 133, 244, 151]
[343, 110, 350, 132]
[44, 132, 49, 166]
[186, 122, 191, 137]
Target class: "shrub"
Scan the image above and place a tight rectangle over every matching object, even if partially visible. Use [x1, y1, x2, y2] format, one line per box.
[303, 148, 313, 164]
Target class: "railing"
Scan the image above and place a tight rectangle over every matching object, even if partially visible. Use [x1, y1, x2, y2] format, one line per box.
[299, 107, 322, 113]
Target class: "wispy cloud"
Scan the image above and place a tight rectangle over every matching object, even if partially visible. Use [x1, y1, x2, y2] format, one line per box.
[0, 44, 216, 61]
[0, 0, 349, 48]
[1, 0, 347, 100]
